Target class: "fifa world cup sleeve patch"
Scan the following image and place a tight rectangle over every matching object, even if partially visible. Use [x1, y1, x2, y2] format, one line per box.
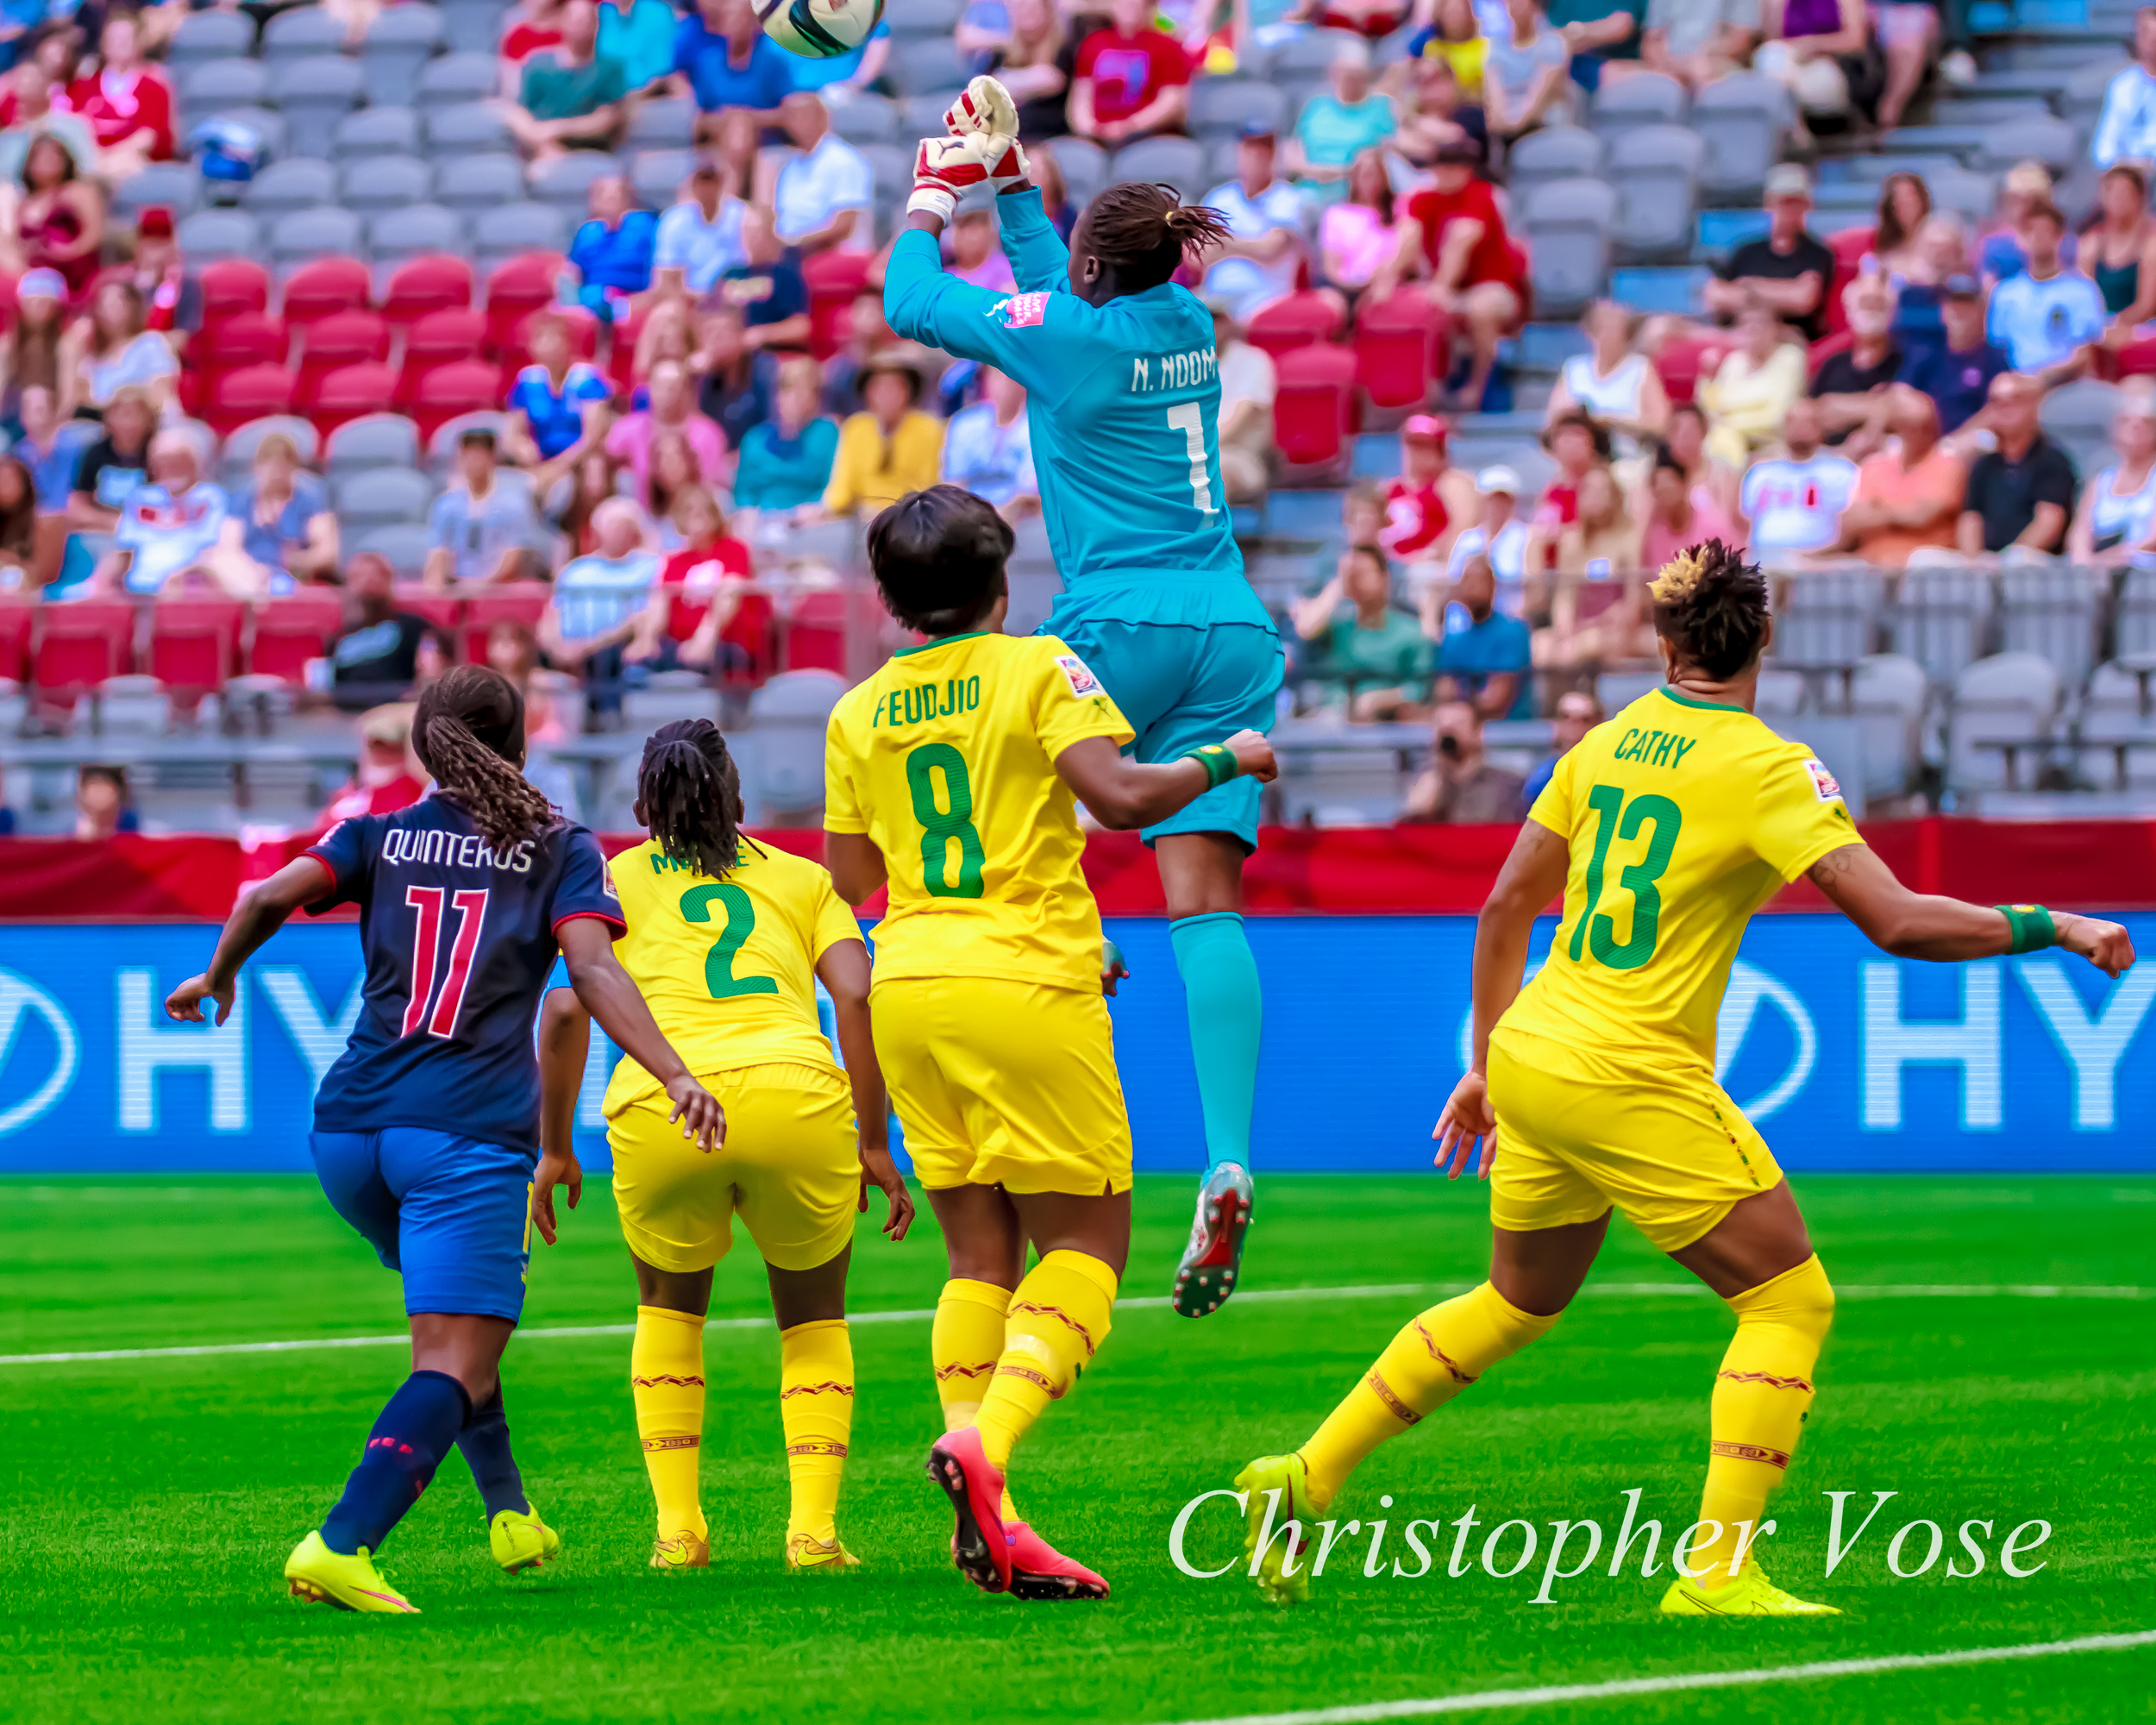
[602, 858, 620, 900]
[1802, 757, 1842, 802]
[990, 292, 1051, 329]
[1055, 652, 1105, 698]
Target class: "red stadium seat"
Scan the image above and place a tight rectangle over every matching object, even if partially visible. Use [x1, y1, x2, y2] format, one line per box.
[206, 363, 297, 437]
[199, 259, 272, 328]
[392, 584, 461, 643]
[783, 590, 849, 674]
[0, 595, 34, 682]
[383, 254, 476, 326]
[483, 252, 567, 350]
[1355, 289, 1448, 410]
[193, 310, 286, 382]
[281, 256, 373, 329]
[295, 310, 391, 405]
[147, 596, 246, 694]
[458, 582, 551, 663]
[1271, 344, 1359, 467]
[247, 588, 345, 682]
[1822, 226, 1875, 338]
[398, 307, 492, 409]
[1652, 331, 1733, 405]
[609, 301, 649, 393]
[1246, 291, 1346, 362]
[33, 599, 135, 699]
[411, 360, 501, 441]
[310, 361, 399, 434]
[2116, 336, 2156, 380]
[803, 248, 871, 360]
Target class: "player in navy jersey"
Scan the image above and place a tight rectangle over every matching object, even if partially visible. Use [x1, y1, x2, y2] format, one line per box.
[166, 666, 724, 1615]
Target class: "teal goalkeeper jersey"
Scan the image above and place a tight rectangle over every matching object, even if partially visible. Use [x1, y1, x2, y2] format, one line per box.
[883, 189, 1244, 607]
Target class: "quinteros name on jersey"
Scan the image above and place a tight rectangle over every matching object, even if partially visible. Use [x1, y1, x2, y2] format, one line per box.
[379, 827, 537, 873]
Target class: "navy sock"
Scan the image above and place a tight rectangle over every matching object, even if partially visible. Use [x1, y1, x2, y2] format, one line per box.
[455, 1385, 530, 1521]
[321, 1370, 472, 1556]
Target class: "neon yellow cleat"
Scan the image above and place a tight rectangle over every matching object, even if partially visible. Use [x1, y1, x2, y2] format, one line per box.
[1234, 1453, 1316, 1606]
[650, 1531, 710, 1570]
[1659, 1564, 1840, 1616]
[284, 1530, 419, 1614]
[489, 1502, 561, 1573]
[786, 1533, 862, 1572]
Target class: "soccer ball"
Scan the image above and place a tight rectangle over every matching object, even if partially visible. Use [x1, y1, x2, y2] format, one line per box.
[757, 0, 883, 58]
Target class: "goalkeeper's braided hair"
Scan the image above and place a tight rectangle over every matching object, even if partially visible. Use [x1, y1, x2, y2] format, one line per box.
[636, 718, 750, 880]
[1648, 539, 1771, 681]
[412, 664, 557, 850]
[1085, 182, 1231, 292]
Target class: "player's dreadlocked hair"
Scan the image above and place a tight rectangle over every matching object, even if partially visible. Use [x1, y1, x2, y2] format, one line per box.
[636, 718, 749, 879]
[1082, 182, 1232, 292]
[412, 664, 557, 850]
[1649, 539, 1771, 681]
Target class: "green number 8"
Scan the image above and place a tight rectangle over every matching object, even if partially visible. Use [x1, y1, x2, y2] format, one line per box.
[906, 743, 986, 900]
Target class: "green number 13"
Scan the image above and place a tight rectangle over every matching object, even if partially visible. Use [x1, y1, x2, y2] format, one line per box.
[906, 743, 986, 899]
[679, 883, 779, 998]
[1567, 785, 1683, 971]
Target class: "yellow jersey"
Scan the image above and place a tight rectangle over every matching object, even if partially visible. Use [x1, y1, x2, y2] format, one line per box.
[824, 630, 1135, 994]
[600, 836, 862, 1114]
[1495, 687, 1864, 1076]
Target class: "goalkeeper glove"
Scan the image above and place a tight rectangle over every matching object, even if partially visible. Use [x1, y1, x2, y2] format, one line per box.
[909, 132, 1000, 222]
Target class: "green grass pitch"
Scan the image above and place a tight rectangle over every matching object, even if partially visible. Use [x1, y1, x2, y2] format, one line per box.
[3, 1172, 2153, 1724]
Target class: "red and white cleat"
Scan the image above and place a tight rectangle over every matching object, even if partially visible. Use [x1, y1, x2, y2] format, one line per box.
[1172, 1161, 1254, 1318]
[925, 1427, 1012, 1594]
[1007, 1521, 1110, 1601]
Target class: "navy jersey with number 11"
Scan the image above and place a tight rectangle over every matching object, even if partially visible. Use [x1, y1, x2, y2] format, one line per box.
[304, 795, 624, 1153]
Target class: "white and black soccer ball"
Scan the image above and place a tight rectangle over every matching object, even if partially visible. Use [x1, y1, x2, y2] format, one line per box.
[757, 0, 884, 59]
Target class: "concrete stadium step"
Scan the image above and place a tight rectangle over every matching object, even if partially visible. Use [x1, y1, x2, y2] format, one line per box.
[1968, 66, 2076, 97]
[1877, 124, 1990, 158]
[1928, 96, 2057, 124]
[1816, 154, 1964, 183]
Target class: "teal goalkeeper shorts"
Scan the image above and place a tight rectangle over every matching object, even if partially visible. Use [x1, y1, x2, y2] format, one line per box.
[1039, 580, 1284, 850]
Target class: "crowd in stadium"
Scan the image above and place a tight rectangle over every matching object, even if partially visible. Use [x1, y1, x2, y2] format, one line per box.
[0, 0, 2153, 835]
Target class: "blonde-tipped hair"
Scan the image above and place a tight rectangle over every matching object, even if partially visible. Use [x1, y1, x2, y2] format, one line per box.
[1649, 545, 1708, 605]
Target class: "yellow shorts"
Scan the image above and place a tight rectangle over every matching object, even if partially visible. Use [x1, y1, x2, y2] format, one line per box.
[872, 975, 1133, 1195]
[1486, 1028, 1783, 1253]
[608, 1062, 857, 1274]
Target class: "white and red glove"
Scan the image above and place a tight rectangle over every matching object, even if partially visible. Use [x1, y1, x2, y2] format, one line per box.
[944, 74, 1018, 141]
[908, 133, 999, 222]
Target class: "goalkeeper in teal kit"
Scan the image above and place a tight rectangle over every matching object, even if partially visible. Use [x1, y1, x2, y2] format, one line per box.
[886, 79, 1278, 1316]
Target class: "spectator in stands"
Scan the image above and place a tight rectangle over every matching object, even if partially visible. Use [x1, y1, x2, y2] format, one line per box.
[605, 357, 728, 490]
[87, 430, 234, 598]
[788, 13, 892, 101]
[486, 619, 573, 745]
[500, 0, 570, 71]
[735, 353, 839, 518]
[773, 91, 873, 255]
[1445, 465, 1531, 608]
[68, 280, 177, 420]
[991, 0, 1077, 143]
[1541, 474, 1647, 672]
[942, 366, 1037, 517]
[540, 496, 661, 705]
[0, 65, 97, 185]
[661, 483, 768, 674]
[2084, 165, 2156, 337]
[1866, 172, 1931, 280]
[1977, 160, 2059, 287]
[1639, 442, 1739, 569]
[2069, 383, 2156, 564]
[1434, 550, 1533, 718]
[12, 134, 103, 300]
[73, 765, 138, 839]
[1318, 149, 1401, 307]
[66, 383, 154, 534]
[1639, 0, 1758, 89]
[68, 16, 172, 173]
[1522, 689, 1604, 802]
[675, 0, 793, 133]
[121, 207, 202, 361]
[327, 550, 433, 707]
[1195, 123, 1305, 323]
[1293, 543, 1432, 721]
[1, 269, 63, 433]
[1810, 275, 1901, 455]
[1704, 165, 1834, 342]
[1068, 0, 1193, 145]
[223, 432, 337, 587]
[654, 160, 749, 301]
[2091, 5, 2156, 172]
[321, 705, 429, 823]
[567, 176, 657, 323]
[1533, 410, 1611, 546]
[1738, 397, 1858, 566]
[1032, 144, 1077, 243]
[0, 455, 32, 583]
[1484, 0, 1572, 141]
[505, 0, 629, 160]
[1212, 300, 1276, 506]
[1869, 0, 1938, 132]
[1404, 0, 1491, 104]
[1890, 214, 1973, 358]
[14, 384, 92, 511]
[506, 311, 613, 479]
[718, 203, 812, 346]
[1754, 0, 1863, 141]
[1698, 303, 1805, 467]
[1553, 465, 1641, 572]
[555, 447, 626, 554]
[1381, 416, 1473, 592]
[424, 428, 540, 587]
[823, 352, 943, 518]
[1898, 273, 2009, 434]
[1987, 201, 2105, 386]
[631, 297, 695, 386]
[1550, 0, 1644, 96]
[1957, 372, 2076, 559]
[598, 0, 679, 93]
[1839, 385, 1965, 568]
[1660, 396, 1740, 520]
[694, 303, 780, 449]
[1376, 140, 1524, 413]
[946, 208, 1018, 293]
[1546, 299, 1668, 440]
[1394, 53, 1489, 170]
[1288, 39, 1398, 201]
[646, 429, 704, 526]
[1403, 699, 1527, 819]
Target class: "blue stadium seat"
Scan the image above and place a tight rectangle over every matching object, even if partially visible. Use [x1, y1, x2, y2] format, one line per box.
[425, 101, 511, 158]
[335, 105, 422, 160]
[434, 152, 526, 216]
[418, 51, 502, 106]
[177, 208, 263, 264]
[168, 8, 254, 70]
[273, 56, 366, 159]
[324, 412, 423, 476]
[242, 156, 339, 216]
[264, 5, 350, 67]
[362, 3, 448, 106]
[337, 154, 435, 216]
[179, 57, 271, 117]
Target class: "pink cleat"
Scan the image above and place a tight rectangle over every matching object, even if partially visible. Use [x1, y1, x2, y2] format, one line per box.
[1007, 1521, 1110, 1601]
[925, 1427, 1012, 1594]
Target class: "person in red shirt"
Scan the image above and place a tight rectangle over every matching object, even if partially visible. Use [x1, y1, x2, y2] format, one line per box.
[319, 705, 429, 826]
[1531, 409, 1610, 535]
[498, 0, 568, 72]
[1068, 0, 1193, 145]
[68, 15, 175, 172]
[1380, 413, 1476, 573]
[642, 482, 770, 678]
[1372, 139, 1524, 412]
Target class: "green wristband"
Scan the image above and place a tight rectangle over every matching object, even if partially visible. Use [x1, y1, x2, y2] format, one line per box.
[1996, 904, 2059, 955]
[1184, 743, 1238, 790]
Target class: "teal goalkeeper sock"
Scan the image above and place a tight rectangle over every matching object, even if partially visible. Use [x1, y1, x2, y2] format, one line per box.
[1169, 912, 1262, 1173]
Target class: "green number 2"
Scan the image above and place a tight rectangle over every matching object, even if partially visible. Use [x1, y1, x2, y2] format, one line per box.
[1567, 785, 1683, 971]
[906, 743, 986, 899]
[679, 883, 779, 998]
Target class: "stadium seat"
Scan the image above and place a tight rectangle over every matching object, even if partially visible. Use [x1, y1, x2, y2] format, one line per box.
[780, 593, 850, 678]
[631, 147, 700, 209]
[1890, 566, 1996, 686]
[371, 206, 472, 284]
[442, 0, 511, 53]
[242, 156, 337, 217]
[1247, 292, 1346, 362]
[383, 254, 476, 325]
[324, 411, 423, 476]
[147, 597, 247, 695]
[1975, 116, 2079, 176]
[1521, 178, 1616, 321]
[1355, 289, 1446, 410]
[205, 104, 291, 160]
[274, 55, 366, 159]
[2040, 378, 2124, 476]
[426, 410, 511, 475]
[219, 413, 321, 483]
[856, 141, 909, 213]
[1689, 73, 1786, 207]
[411, 361, 500, 441]
[334, 104, 423, 161]
[268, 207, 367, 278]
[334, 466, 436, 534]
[360, 524, 436, 580]
[295, 310, 391, 405]
[483, 251, 566, 349]
[263, 3, 347, 66]
[627, 96, 695, 151]
[889, 0, 960, 34]
[1106, 136, 1207, 200]
[33, 601, 135, 701]
[1044, 138, 1106, 205]
[2077, 659, 2156, 789]
[361, 3, 448, 107]
[247, 587, 345, 682]
[0, 597, 34, 683]
[198, 260, 273, 330]
[2001, 566, 2103, 689]
[1771, 568, 1884, 667]
[890, 36, 967, 98]
[435, 152, 526, 218]
[1505, 126, 1604, 204]
[178, 209, 263, 267]
[398, 307, 490, 407]
[281, 254, 373, 328]
[459, 583, 551, 665]
[528, 151, 620, 220]
[1269, 28, 1363, 78]
[744, 668, 849, 817]
[169, 6, 254, 68]
[804, 249, 873, 359]
[1609, 124, 1704, 265]
[310, 361, 398, 433]
[419, 50, 501, 106]
[1946, 650, 2060, 795]
[1651, 329, 1733, 405]
[828, 93, 899, 145]
[1272, 344, 1359, 468]
[338, 154, 434, 217]
[1188, 78, 1288, 141]
[1589, 70, 1687, 139]
[194, 310, 288, 389]
[206, 363, 298, 436]
[473, 204, 569, 278]
[180, 56, 270, 116]
[424, 100, 512, 158]
[112, 161, 205, 220]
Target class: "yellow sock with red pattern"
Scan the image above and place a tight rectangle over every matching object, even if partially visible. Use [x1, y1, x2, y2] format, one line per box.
[780, 1318, 854, 1546]
[934, 1276, 1020, 1520]
[631, 1305, 706, 1541]
[972, 1250, 1118, 1475]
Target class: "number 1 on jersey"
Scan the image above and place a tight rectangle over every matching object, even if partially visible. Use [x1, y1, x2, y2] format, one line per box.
[1165, 403, 1218, 518]
[401, 885, 490, 1039]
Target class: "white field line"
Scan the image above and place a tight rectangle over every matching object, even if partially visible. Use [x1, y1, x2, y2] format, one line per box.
[1163, 1629, 2156, 1725]
[2, 1279, 2150, 1368]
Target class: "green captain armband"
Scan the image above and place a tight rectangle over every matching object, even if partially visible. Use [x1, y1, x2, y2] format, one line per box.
[1184, 743, 1238, 790]
[1996, 904, 2059, 954]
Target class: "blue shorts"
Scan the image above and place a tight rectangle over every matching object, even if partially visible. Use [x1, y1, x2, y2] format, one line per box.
[1041, 583, 1284, 850]
[310, 1127, 538, 1323]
